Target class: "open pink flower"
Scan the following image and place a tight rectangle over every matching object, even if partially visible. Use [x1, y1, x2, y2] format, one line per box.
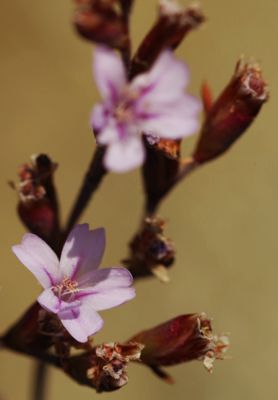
[91, 46, 201, 173]
[12, 224, 135, 343]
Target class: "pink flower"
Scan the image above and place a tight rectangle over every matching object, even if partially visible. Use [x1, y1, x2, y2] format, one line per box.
[12, 224, 135, 343]
[91, 46, 201, 173]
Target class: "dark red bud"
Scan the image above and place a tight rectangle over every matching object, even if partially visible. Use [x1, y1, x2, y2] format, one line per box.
[13, 154, 60, 245]
[129, 2, 205, 79]
[130, 313, 229, 375]
[142, 137, 182, 215]
[125, 217, 175, 282]
[194, 60, 269, 163]
[73, 0, 130, 50]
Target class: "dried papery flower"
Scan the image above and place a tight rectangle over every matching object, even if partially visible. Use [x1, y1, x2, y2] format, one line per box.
[92, 46, 201, 172]
[130, 313, 229, 381]
[73, 0, 130, 50]
[129, 1, 205, 79]
[154, 138, 181, 159]
[125, 217, 175, 282]
[65, 342, 143, 392]
[12, 224, 135, 343]
[11, 154, 60, 243]
[193, 60, 269, 163]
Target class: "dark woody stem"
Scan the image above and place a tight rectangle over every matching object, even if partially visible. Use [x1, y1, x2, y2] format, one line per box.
[64, 146, 107, 236]
[119, 0, 134, 71]
[32, 362, 49, 400]
[120, 0, 134, 18]
[144, 157, 198, 217]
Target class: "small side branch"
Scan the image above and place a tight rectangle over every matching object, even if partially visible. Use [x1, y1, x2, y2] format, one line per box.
[65, 146, 107, 236]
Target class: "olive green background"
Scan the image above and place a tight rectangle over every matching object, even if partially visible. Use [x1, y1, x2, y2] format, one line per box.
[0, 0, 277, 399]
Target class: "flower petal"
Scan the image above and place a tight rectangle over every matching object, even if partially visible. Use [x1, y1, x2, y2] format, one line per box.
[82, 287, 136, 311]
[94, 46, 127, 102]
[142, 96, 201, 139]
[91, 103, 108, 132]
[60, 224, 105, 280]
[77, 268, 135, 311]
[58, 304, 104, 343]
[79, 267, 134, 291]
[37, 288, 60, 313]
[96, 118, 119, 145]
[12, 234, 60, 288]
[132, 50, 189, 104]
[104, 135, 145, 172]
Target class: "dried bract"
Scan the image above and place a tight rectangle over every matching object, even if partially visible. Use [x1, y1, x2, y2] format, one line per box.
[65, 342, 143, 392]
[87, 342, 143, 391]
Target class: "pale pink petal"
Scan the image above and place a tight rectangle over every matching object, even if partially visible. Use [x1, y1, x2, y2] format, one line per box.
[12, 234, 60, 288]
[60, 224, 105, 280]
[142, 96, 201, 139]
[132, 50, 189, 103]
[91, 103, 108, 132]
[82, 287, 136, 311]
[94, 46, 127, 101]
[78, 267, 134, 291]
[104, 135, 145, 172]
[96, 119, 119, 145]
[37, 288, 61, 313]
[58, 304, 104, 343]
[143, 114, 200, 139]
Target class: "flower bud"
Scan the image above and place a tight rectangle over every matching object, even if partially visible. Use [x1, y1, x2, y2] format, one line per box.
[142, 137, 181, 215]
[125, 217, 175, 282]
[129, 1, 205, 78]
[66, 342, 143, 392]
[130, 313, 229, 379]
[193, 60, 269, 163]
[12, 154, 60, 245]
[73, 0, 130, 50]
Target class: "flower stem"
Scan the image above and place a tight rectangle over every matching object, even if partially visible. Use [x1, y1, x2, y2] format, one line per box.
[64, 146, 107, 236]
[32, 361, 48, 400]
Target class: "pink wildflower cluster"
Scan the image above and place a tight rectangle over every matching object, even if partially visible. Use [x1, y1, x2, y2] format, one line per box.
[1, 0, 268, 396]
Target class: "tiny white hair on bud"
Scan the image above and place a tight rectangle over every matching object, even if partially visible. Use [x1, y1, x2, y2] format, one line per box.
[159, 0, 182, 16]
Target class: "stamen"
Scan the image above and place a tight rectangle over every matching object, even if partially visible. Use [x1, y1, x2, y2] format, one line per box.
[53, 277, 79, 300]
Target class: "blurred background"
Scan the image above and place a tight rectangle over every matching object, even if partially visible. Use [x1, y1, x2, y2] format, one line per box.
[0, 0, 277, 399]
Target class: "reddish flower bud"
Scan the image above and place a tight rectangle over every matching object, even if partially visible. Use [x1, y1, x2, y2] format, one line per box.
[130, 313, 229, 380]
[12, 154, 61, 245]
[2, 303, 88, 360]
[65, 342, 143, 392]
[125, 217, 175, 282]
[73, 0, 130, 50]
[142, 137, 182, 215]
[129, 1, 205, 78]
[194, 60, 269, 163]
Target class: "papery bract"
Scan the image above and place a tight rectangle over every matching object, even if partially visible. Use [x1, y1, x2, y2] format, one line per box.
[12, 224, 135, 343]
[91, 46, 201, 173]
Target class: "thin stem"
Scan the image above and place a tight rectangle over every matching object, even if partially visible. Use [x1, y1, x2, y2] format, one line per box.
[31, 361, 48, 400]
[119, 0, 133, 72]
[64, 146, 107, 236]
